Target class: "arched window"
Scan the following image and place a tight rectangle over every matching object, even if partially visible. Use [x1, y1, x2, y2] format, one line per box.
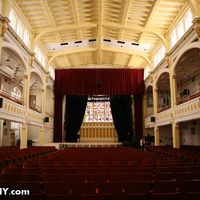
[11, 87, 21, 99]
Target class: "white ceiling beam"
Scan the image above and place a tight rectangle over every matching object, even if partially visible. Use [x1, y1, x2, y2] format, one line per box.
[41, 0, 71, 68]
[137, 0, 162, 47]
[113, 0, 131, 66]
[101, 45, 151, 67]
[70, 0, 86, 66]
[32, 23, 97, 49]
[98, 0, 103, 64]
[103, 21, 167, 49]
[47, 47, 97, 70]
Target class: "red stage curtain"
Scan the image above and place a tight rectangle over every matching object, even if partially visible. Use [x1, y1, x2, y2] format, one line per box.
[53, 95, 63, 142]
[54, 69, 144, 95]
[134, 95, 143, 137]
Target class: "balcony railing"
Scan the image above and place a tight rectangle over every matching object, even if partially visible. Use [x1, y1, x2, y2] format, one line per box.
[177, 88, 200, 105]
[158, 105, 171, 113]
[0, 89, 23, 105]
[29, 104, 42, 113]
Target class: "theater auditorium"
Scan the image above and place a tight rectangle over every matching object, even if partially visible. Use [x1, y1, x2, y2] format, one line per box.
[0, 0, 200, 199]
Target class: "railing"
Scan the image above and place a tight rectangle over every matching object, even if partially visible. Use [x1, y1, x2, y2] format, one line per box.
[45, 111, 54, 118]
[158, 105, 171, 113]
[29, 104, 42, 113]
[177, 88, 200, 105]
[0, 89, 23, 105]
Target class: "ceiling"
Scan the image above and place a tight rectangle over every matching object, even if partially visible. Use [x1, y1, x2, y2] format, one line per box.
[15, 0, 187, 69]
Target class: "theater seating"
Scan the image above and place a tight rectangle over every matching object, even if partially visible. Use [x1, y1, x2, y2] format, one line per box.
[0, 146, 200, 199]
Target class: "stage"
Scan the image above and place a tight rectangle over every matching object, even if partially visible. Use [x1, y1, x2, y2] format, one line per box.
[39, 142, 122, 149]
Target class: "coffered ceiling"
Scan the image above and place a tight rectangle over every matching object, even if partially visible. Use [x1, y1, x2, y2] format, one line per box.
[15, 0, 187, 69]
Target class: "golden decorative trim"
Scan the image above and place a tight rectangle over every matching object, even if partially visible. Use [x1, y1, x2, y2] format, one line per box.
[0, 15, 10, 37]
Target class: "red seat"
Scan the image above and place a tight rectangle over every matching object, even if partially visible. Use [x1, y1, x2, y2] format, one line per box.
[153, 172, 175, 181]
[46, 194, 79, 200]
[181, 192, 200, 200]
[152, 192, 181, 200]
[19, 174, 40, 182]
[115, 193, 149, 200]
[178, 180, 200, 193]
[98, 182, 125, 194]
[124, 181, 151, 194]
[152, 181, 178, 193]
[69, 182, 98, 194]
[80, 194, 113, 200]
[43, 182, 70, 194]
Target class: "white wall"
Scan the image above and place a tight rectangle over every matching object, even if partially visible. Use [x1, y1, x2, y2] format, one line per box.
[180, 120, 200, 146]
[159, 125, 173, 145]
[44, 127, 53, 143]
[0, 74, 23, 95]
[1, 120, 12, 146]
[177, 73, 200, 99]
[28, 125, 40, 144]
[29, 88, 42, 111]
[0, 0, 2, 15]
[45, 87, 54, 116]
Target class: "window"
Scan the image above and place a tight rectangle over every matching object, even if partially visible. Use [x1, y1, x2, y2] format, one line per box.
[153, 45, 165, 67]
[8, 8, 30, 47]
[171, 29, 177, 47]
[11, 87, 21, 99]
[34, 45, 46, 67]
[177, 21, 184, 40]
[170, 9, 193, 48]
[185, 10, 193, 30]
[23, 30, 29, 46]
[49, 66, 55, 80]
[85, 96, 113, 122]
[144, 66, 150, 79]
[8, 9, 17, 29]
[16, 21, 23, 37]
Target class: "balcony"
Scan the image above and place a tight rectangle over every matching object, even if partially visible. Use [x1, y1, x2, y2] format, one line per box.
[0, 89, 23, 105]
[177, 88, 200, 105]
[29, 104, 42, 113]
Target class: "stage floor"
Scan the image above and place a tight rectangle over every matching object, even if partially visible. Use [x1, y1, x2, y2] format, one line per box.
[40, 142, 122, 149]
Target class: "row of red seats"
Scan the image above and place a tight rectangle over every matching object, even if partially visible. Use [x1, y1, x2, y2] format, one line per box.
[149, 146, 200, 162]
[1, 146, 200, 200]
[0, 146, 56, 171]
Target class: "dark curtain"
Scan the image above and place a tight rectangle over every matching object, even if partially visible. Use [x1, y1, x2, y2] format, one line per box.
[53, 95, 63, 142]
[65, 95, 88, 142]
[110, 95, 133, 142]
[55, 69, 144, 95]
[134, 95, 143, 138]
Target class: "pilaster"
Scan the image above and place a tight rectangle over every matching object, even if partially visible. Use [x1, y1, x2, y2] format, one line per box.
[20, 123, 28, 149]
[172, 122, 180, 148]
[154, 126, 160, 146]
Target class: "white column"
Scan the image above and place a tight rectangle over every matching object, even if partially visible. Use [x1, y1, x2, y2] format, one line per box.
[20, 123, 28, 149]
[39, 126, 45, 145]
[172, 122, 180, 148]
[0, 120, 3, 146]
[153, 87, 158, 114]
[23, 74, 30, 106]
[154, 126, 160, 146]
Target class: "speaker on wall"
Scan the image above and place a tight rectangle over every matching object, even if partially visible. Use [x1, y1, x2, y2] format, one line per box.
[0, 98, 3, 108]
[150, 117, 155, 122]
[44, 117, 49, 123]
